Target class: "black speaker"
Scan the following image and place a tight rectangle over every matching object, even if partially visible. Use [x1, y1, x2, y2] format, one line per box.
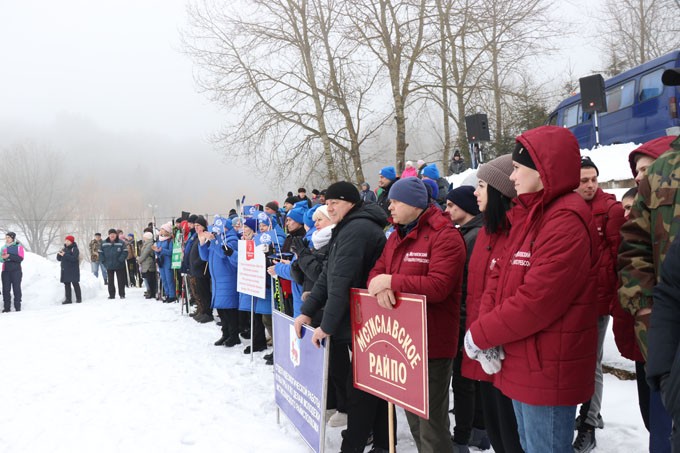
[579, 74, 607, 113]
[465, 114, 490, 142]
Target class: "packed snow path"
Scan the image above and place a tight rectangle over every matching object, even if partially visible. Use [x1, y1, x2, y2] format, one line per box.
[0, 284, 649, 452]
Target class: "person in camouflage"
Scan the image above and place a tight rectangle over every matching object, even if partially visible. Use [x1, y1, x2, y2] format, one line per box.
[89, 233, 107, 284]
[618, 135, 680, 359]
[618, 134, 679, 453]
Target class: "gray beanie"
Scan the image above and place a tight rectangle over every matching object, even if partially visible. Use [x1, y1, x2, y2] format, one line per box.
[388, 177, 429, 210]
[476, 154, 517, 199]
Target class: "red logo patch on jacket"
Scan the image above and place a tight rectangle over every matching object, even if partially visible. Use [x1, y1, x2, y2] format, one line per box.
[511, 250, 531, 267]
[403, 251, 429, 264]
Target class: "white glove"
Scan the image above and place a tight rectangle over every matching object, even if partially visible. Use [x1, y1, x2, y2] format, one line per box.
[477, 346, 504, 375]
[465, 330, 504, 375]
[464, 330, 481, 360]
[257, 244, 269, 254]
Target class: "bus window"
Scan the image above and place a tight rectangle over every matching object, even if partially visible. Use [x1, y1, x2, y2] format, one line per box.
[605, 80, 636, 113]
[548, 113, 558, 126]
[563, 104, 581, 127]
[639, 69, 665, 102]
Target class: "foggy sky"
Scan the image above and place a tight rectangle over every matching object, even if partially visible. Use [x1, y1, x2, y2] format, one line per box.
[0, 0, 604, 221]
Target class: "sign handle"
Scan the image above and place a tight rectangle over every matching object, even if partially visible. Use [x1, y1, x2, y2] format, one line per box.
[388, 402, 395, 453]
[250, 295, 255, 363]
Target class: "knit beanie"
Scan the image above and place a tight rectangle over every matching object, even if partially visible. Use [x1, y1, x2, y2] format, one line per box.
[446, 186, 480, 216]
[287, 206, 307, 225]
[580, 155, 599, 175]
[379, 166, 397, 181]
[187, 214, 198, 223]
[313, 205, 331, 222]
[284, 195, 299, 205]
[388, 177, 429, 210]
[476, 154, 517, 199]
[143, 232, 153, 240]
[512, 142, 536, 170]
[304, 205, 320, 228]
[65, 235, 75, 243]
[422, 178, 439, 200]
[266, 201, 279, 212]
[422, 163, 440, 180]
[160, 223, 173, 235]
[244, 218, 257, 233]
[325, 181, 361, 204]
[108, 228, 117, 235]
[195, 215, 208, 229]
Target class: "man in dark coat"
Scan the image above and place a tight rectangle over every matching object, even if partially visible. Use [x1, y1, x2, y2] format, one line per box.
[58, 235, 81, 304]
[376, 166, 398, 216]
[648, 233, 680, 452]
[294, 181, 388, 453]
[99, 228, 129, 299]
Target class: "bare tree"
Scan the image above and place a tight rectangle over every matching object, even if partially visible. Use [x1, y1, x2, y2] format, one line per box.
[601, 0, 680, 72]
[0, 144, 73, 256]
[346, 0, 434, 172]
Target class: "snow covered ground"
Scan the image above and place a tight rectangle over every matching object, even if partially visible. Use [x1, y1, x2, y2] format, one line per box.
[0, 253, 650, 452]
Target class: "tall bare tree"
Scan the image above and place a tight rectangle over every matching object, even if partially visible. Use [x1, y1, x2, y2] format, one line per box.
[346, 0, 433, 172]
[0, 144, 73, 256]
[601, 0, 680, 72]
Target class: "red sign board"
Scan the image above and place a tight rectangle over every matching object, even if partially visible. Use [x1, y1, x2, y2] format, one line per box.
[350, 289, 429, 419]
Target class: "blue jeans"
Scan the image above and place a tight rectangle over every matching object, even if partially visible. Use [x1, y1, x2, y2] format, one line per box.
[91, 261, 107, 282]
[650, 388, 672, 453]
[512, 400, 575, 453]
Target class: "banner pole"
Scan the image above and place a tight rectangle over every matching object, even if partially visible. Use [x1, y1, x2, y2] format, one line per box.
[388, 402, 395, 453]
[250, 295, 255, 363]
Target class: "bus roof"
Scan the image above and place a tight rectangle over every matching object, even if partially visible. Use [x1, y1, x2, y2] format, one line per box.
[552, 50, 680, 111]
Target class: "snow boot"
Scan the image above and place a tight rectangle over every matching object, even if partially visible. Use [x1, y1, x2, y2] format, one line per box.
[224, 336, 241, 347]
[468, 427, 491, 450]
[62, 300, 72, 305]
[214, 336, 228, 346]
[328, 411, 347, 427]
[575, 413, 604, 430]
[573, 424, 596, 453]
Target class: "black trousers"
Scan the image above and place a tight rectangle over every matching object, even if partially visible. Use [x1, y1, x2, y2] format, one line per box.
[107, 268, 126, 298]
[64, 282, 82, 303]
[636, 360, 651, 431]
[478, 381, 524, 453]
[327, 340, 350, 413]
[2, 270, 22, 311]
[143, 271, 157, 297]
[340, 341, 395, 452]
[452, 351, 485, 444]
[216, 308, 240, 340]
[250, 312, 267, 350]
[194, 276, 212, 315]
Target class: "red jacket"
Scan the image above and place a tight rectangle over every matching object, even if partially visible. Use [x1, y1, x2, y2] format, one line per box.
[368, 205, 466, 359]
[469, 126, 599, 406]
[589, 188, 626, 317]
[461, 228, 511, 382]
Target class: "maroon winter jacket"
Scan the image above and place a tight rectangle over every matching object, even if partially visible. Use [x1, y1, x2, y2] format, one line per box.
[469, 126, 599, 406]
[368, 204, 466, 359]
[588, 188, 626, 317]
[461, 228, 511, 382]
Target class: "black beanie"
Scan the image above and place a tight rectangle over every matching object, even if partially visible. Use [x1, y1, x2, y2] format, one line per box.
[195, 215, 208, 229]
[512, 142, 536, 170]
[6, 232, 16, 240]
[446, 186, 480, 216]
[108, 228, 117, 235]
[580, 156, 599, 176]
[325, 181, 360, 204]
[187, 214, 198, 223]
[284, 196, 299, 205]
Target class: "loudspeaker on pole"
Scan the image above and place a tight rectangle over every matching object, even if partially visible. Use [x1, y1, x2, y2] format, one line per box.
[465, 114, 490, 143]
[579, 74, 607, 113]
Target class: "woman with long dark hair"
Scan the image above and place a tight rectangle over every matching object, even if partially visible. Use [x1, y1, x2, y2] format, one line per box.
[460, 154, 524, 453]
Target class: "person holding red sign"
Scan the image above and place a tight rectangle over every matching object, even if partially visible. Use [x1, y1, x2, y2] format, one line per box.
[466, 126, 599, 453]
[367, 176, 466, 453]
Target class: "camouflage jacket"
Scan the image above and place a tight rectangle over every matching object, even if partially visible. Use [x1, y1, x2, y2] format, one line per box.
[89, 239, 101, 262]
[618, 136, 680, 359]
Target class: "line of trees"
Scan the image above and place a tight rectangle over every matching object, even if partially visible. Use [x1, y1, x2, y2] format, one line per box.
[183, 0, 556, 182]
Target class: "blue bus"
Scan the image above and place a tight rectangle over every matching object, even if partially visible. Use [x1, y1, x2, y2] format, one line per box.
[547, 50, 680, 149]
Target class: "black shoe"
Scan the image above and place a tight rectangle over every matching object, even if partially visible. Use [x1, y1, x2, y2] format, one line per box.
[573, 425, 596, 453]
[214, 336, 228, 346]
[575, 413, 604, 430]
[120, 296, 125, 299]
[2, 309, 9, 313]
[195, 314, 214, 324]
[108, 296, 115, 299]
[76, 300, 82, 303]
[224, 336, 242, 347]
[265, 356, 274, 365]
[243, 345, 266, 354]
[263, 352, 273, 361]
[216, 321, 222, 326]
[240, 330, 251, 340]
[62, 301, 72, 305]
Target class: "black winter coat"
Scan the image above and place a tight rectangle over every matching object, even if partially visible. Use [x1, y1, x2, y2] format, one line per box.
[57, 242, 80, 283]
[189, 239, 209, 279]
[301, 202, 388, 343]
[376, 179, 397, 217]
[648, 233, 680, 418]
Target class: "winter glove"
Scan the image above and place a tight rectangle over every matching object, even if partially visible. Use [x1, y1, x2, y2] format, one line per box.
[477, 346, 505, 375]
[290, 237, 309, 256]
[222, 244, 234, 256]
[464, 330, 481, 360]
